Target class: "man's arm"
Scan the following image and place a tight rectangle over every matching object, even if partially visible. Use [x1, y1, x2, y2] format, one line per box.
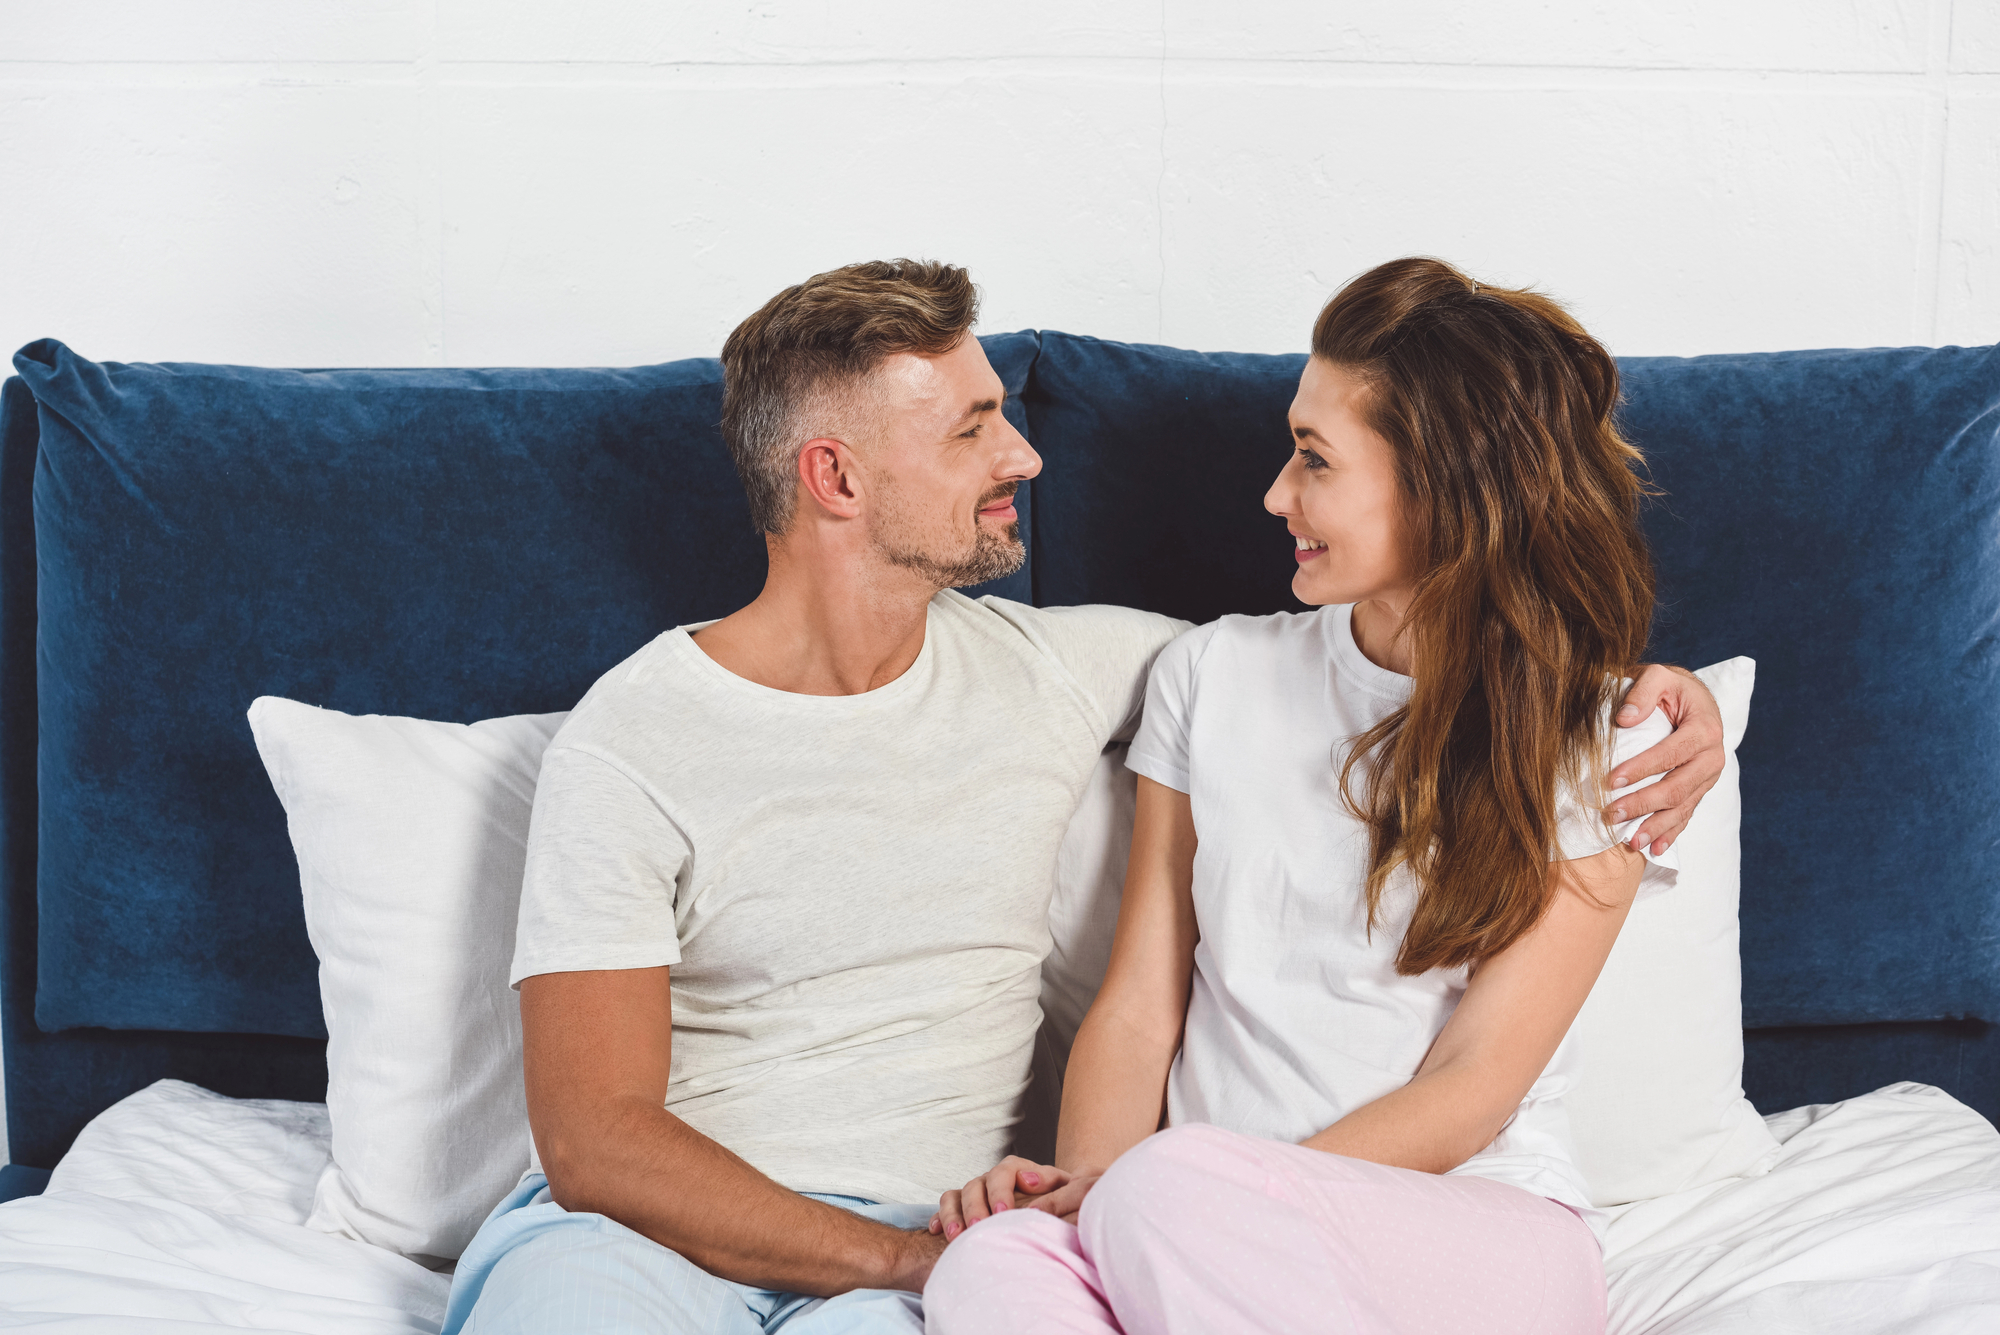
[987, 602, 1191, 744]
[522, 966, 944, 1295]
[1608, 663, 1726, 856]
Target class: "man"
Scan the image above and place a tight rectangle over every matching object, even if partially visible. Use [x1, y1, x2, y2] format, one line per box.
[443, 260, 1723, 1333]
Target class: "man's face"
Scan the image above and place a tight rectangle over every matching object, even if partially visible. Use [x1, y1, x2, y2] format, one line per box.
[860, 337, 1042, 589]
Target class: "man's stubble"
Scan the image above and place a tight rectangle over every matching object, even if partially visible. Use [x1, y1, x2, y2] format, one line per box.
[869, 480, 1026, 590]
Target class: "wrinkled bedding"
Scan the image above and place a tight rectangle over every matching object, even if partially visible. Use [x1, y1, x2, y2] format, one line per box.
[0, 1079, 1993, 1333]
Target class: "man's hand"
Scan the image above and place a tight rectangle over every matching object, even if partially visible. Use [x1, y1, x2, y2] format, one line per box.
[1608, 663, 1725, 856]
[884, 1228, 948, 1292]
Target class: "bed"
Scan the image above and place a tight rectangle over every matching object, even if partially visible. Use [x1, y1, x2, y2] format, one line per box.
[1, 333, 1996, 1327]
[1, 1078, 1992, 1333]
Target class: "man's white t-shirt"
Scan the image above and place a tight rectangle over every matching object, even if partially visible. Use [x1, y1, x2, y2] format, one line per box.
[511, 590, 1187, 1206]
[1127, 605, 1676, 1237]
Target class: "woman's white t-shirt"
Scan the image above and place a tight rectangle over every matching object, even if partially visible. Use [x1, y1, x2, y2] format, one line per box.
[1126, 605, 1676, 1237]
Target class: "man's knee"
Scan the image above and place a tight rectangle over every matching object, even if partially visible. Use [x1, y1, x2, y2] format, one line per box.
[461, 1209, 754, 1335]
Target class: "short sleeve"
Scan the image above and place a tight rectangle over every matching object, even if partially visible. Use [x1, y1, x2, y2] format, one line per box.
[981, 599, 1191, 743]
[1553, 704, 1681, 875]
[1125, 621, 1219, 795]
[510, 745, 691, 987]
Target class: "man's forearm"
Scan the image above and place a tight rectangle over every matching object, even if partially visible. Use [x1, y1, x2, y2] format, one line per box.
[540, 1094, 942, 1296]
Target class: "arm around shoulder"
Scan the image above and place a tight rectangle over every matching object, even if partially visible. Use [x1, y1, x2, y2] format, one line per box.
[989, 600, 1196, 743]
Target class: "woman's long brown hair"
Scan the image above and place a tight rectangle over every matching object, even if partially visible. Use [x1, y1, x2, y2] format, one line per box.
[1320, 257, 1655, 975]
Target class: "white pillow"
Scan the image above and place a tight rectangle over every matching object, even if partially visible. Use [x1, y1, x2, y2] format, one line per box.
[1566, 657, 1780, 1204]
[248, 697, 565, 1263]
[1035, 657, 1780, 1207]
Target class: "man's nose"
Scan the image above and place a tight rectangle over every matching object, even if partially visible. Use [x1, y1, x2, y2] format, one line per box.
[999, 417, 1043, 481]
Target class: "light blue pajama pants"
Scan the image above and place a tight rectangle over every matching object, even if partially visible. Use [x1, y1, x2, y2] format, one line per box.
[442, 1175, 931, 1334]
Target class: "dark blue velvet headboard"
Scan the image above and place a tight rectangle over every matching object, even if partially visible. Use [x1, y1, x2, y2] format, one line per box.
[4, 333, 1996, 1168]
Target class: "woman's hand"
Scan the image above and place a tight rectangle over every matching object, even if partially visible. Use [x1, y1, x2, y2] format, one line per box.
[928, 1156, 1067, 1240]
[1016, 1166, 1105, 1224]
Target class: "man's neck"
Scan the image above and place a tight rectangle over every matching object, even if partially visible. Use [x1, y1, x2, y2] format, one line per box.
[690, 530, 939, 696]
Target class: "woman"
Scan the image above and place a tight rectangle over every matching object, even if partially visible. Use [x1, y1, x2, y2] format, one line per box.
[920, 257, 1679, 1334]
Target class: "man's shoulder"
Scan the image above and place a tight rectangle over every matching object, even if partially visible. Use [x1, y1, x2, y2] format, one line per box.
[548, 628, 695, 751]
[949, 592, 1191, 661]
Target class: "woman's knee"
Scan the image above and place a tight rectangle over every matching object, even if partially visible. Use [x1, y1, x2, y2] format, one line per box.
[926, 1209, 1081, 1308]
[1081, 1124, 1252, 1225]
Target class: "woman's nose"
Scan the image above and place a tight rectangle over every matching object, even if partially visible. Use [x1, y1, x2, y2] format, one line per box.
[1264, 464, 1297, 517]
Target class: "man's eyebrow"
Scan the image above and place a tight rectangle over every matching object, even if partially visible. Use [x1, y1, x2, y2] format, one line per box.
[953, 396, 1003, 426]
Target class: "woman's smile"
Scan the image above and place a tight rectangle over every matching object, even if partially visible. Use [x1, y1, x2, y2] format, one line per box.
[1292, 531, 1328, 563]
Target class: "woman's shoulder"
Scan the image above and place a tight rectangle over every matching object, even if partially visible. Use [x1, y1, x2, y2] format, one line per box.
[1152, 606, 1340, 680]
[1191, 605, 1345, 652]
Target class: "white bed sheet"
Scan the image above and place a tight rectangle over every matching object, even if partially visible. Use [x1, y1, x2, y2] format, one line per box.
[0, 1081, 448, 1333]
[1603, 1081, 2000, 1334]
[0, 1078, 1993, 1333]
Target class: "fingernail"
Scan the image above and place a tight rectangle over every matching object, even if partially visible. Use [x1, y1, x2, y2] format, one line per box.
[1021, 1172, 1040, 1187]
[1610, 806, 1625, 821]
[994, 1198, 1010, 1211]
[1618, 705, 1639, 720]
[947, 1223, 961, 1238]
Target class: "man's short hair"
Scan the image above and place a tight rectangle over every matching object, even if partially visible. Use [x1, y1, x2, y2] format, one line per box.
[720, 259, 980, 535]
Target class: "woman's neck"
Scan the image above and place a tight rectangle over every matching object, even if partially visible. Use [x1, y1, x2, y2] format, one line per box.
[1350, 596, 1415, 676]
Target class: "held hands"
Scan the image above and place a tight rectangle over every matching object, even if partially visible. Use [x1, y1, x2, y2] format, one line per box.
[927, 1155, 1106, 1240]
[1608, 663, 1726, 857]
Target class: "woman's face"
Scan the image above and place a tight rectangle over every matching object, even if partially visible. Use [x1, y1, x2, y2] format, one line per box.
[1264, 358, 1417, 609]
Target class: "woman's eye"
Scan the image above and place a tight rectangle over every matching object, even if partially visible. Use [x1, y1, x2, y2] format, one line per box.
[1298, 448, 1327, 471]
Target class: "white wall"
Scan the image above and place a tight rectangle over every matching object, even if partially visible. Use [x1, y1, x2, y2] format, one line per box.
[3, 0, 1995, 373]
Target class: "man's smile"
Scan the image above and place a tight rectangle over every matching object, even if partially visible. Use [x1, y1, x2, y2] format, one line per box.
[978, 485, 1020, 523]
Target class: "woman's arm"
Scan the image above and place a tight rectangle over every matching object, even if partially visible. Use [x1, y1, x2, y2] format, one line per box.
[1056, 775, 1201, 1170]
[931, 775, 1200, 1234]
[1301, 840, 1646, 1172]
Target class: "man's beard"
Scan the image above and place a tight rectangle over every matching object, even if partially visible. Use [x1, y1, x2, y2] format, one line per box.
[870, 483, 1026, 589]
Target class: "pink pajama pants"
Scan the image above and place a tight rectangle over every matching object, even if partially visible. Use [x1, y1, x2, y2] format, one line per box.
[923, 1123, 1605, 1335]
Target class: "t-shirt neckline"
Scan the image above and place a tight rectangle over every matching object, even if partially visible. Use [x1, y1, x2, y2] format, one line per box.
[1331, 603, 1414, 704]
[665, 600, 939, 708]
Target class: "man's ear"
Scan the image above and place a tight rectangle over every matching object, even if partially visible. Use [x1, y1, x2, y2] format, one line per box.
[796, 438, 864, 521]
